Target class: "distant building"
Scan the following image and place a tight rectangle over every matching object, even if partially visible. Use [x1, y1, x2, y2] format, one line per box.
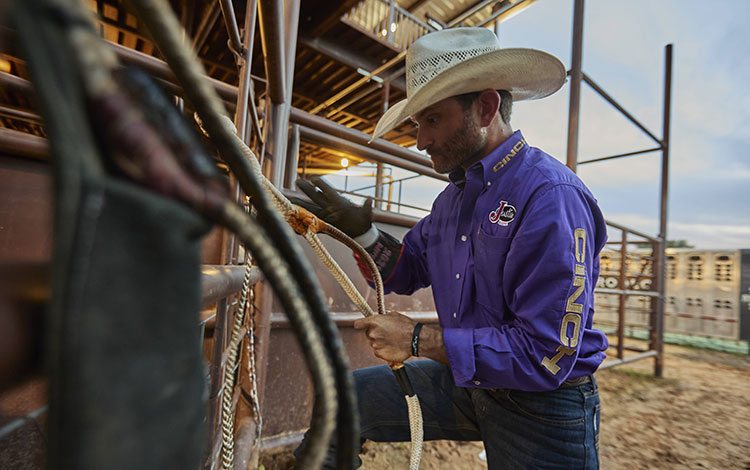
[595, 248, 750, 342]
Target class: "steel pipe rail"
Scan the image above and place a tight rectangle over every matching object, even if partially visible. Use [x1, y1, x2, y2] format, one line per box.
[579, 146, 662, 166]
[565, 0, 584, 172]
[0, 128, 48, 160]
[605, 219, 660, 242]
[447, 0, 497, 27]
[258, 0, 286, 103]
[281, 188, 421, 228]
[290, 107, 436, 172]
[582, 73, 662, 146]
[598, 350, 658, 370]
[200, 265, 262, 308]
[594, 288, 660, 298]
[218, 0, 247, 58]
[108, 41, 239, 102]
[298, 125, 448, 182]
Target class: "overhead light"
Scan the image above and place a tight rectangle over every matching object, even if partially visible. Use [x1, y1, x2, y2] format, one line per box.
[390, 22, 397, 32]
[425, 17, 444, 31]
[356, 67, 383, 84]
[340, 158, 349, 168]
[381, 28, 387, 36]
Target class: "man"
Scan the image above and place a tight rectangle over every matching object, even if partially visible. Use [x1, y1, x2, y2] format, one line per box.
[294, 27, 608, 469]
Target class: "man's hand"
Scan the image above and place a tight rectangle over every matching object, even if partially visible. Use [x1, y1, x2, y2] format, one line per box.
[353, 311, 415, 363]
[291, 176, 373, 238]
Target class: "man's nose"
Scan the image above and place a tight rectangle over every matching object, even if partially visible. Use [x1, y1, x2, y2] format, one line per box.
[416, 130, 433, 151]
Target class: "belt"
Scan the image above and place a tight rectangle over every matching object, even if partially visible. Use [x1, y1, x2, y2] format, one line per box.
[560, 375, 592, 388]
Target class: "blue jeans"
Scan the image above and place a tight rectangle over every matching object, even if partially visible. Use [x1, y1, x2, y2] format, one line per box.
[295, 360, 600, 469]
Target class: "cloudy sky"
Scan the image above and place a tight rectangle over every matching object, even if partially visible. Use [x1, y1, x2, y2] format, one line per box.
[331, 0, 750, 249]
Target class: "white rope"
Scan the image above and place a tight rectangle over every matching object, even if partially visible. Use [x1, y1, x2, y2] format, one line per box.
[405, 394, 424, 470]
[305, 230, 375, 318]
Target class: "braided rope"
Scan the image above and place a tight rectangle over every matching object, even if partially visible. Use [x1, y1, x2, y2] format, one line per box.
[219, 260, 259, 470]
[405, 394, 424, 470]
[246, 285, 262, 449]
[305, 230, 374, 318]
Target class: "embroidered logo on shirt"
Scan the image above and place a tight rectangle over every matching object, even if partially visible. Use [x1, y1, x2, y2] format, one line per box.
[492, 138, 526, 173]
[489, 201, 516, 226]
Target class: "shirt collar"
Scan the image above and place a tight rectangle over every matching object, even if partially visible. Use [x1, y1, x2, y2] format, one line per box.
[449, 130, 529, 190]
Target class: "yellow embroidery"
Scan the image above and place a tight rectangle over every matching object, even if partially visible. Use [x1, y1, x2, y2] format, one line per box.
[492, 138, 526, 172]
[541, 228, 588, 375]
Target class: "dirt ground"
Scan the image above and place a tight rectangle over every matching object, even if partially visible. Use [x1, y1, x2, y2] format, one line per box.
[261, 342, 750, 469]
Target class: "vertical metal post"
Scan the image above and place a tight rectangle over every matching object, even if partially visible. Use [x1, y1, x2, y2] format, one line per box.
[617, 231, 627, 359]
[259, 0, 287, 186]
[235, 0, 258, 143]
[262, 0, 300, 187]
[226, 0, 258, 265]
[375, 162, 384, 210]
[376, 82, 389, 209]
[653, 44, 673, 377]
[285, 123, 301, 188]
[386, 0, 395, 43]
[565, 0, 585, 173]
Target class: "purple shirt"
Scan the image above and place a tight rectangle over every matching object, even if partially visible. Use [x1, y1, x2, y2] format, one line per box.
[385, 131, 609, 391]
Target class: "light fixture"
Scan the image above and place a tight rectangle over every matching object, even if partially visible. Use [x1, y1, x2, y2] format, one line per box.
[390, 22, 397, 32]
[356, 67, 383, 84]
[340, 158, 349, 168]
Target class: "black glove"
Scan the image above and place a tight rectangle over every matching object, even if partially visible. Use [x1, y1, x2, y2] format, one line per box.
[291, 176, 373, 238]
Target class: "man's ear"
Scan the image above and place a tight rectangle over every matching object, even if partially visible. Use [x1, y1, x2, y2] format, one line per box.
[476, 89, 501, 127]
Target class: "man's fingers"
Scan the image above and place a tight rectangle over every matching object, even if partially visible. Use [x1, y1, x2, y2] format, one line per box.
[362, 197, 374, 217]
[295, 178, 330, 208]
[311, 175, 342, 200]
[289, 197, 323, 216]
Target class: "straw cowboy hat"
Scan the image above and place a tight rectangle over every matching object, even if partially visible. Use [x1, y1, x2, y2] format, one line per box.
[371, 27, 566, 140]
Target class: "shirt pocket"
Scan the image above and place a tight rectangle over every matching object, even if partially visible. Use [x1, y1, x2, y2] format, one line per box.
[472, 227, 513, 311]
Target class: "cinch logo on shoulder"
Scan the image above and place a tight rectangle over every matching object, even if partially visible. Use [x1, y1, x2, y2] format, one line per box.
[489, 201, 516, 226]
[492, 138, 526, 173]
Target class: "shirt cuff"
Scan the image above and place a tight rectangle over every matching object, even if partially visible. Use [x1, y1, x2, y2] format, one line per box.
[442, 328, 476, 387]
[353, 224, 379, 248]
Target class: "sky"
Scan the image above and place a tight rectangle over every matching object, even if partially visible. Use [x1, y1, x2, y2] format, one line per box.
[328, 0, 750, 250]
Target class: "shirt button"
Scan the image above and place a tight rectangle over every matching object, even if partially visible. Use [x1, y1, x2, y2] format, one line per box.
[474, 380, 481, 386]
[486, 181, 492, 187]
[460, 235, 467, 242]
[453, 312, 457, 318]
[455, 273, 460, 279]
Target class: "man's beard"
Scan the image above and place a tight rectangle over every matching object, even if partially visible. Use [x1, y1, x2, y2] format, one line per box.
[428, 111, 487, 174]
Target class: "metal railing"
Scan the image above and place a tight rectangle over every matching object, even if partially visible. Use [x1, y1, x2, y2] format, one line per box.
[595, 223, 662, 369]
[342, 0, 436, 51]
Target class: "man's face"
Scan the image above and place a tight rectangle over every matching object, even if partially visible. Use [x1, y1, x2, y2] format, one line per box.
[412, 97, 487, 174]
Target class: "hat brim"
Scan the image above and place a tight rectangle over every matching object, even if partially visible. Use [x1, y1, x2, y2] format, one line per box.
[371, 48, 566, 141]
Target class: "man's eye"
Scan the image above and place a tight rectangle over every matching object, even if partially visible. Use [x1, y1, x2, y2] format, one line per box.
[427, 116, 439, 126]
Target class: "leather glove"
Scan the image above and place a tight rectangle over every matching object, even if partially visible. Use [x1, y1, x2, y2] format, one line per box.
[291, 176, 373, 238]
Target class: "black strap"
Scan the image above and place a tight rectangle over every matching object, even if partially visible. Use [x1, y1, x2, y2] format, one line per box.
[411, 322, 424, 357]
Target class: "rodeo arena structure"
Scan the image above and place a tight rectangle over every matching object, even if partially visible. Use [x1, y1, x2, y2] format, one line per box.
[1, 0, 747, 469]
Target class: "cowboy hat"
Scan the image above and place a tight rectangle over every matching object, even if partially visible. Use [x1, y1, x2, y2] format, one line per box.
[371, 27, 566, 140]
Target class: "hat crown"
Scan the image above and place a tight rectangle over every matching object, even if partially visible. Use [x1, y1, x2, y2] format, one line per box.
[406, 28, 500, 98]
